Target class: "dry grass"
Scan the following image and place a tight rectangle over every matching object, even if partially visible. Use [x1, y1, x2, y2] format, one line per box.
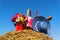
[0, 29, 52, 40]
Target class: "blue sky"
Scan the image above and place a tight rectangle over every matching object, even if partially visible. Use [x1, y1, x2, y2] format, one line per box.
[0, 0, 59, 40]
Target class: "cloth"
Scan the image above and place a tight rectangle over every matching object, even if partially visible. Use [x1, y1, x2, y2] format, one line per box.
[27, 16, 33, 28]
[16, 23, 23, 31]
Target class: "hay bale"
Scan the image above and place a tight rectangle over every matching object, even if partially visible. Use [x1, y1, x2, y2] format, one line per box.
[0, 29, 52, 40]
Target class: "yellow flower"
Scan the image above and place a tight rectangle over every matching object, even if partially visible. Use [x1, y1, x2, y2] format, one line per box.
[19, 17, 24, 22]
